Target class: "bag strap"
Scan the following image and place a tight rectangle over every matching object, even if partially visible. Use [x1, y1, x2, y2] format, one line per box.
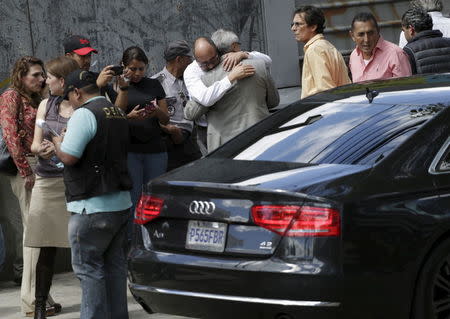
[44, 95, 62, 119]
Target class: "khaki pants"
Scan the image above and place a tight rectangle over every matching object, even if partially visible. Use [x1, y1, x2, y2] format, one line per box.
[8, 157, 55, 313]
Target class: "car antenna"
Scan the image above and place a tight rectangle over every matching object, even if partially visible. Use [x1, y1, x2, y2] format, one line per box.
[366, 87, 379, 103]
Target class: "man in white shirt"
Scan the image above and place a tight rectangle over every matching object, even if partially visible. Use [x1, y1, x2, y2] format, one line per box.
[184, 32, 272, 107]
[183, 31, 273, 152]
[184, 37, 279, 152]
[399, 0, 450, 48]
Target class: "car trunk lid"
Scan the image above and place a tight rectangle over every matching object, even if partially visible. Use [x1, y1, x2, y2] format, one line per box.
[135, 159, 367, 257]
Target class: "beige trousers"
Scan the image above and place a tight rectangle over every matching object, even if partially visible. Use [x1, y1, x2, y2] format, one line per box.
[8, 157, 55, 313]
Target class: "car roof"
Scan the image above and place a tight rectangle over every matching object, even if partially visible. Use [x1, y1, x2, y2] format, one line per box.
[212, 74, 450, 163]
[303, 73, 450, 103]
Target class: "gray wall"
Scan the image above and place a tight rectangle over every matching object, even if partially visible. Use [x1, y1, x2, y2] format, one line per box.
[262, 0, 300, 88]
[0, 0, 267, 90]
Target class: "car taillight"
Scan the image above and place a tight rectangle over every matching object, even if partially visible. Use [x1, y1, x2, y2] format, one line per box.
[134, 195, 164, 225]
[251, 205, 340, 237]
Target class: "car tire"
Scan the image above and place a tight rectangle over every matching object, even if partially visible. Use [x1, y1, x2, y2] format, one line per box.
[412, 238, 450, 319]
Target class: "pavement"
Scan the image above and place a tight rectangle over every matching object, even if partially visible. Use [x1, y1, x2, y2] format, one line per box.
[0, 272, 193, 319]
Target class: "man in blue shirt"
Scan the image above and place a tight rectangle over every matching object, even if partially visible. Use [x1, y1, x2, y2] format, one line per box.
[53, 70, 132, 319]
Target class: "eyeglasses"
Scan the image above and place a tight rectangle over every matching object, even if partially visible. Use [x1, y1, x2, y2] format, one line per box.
[290, 22, 306, 28]
[196, 54, 219, 68]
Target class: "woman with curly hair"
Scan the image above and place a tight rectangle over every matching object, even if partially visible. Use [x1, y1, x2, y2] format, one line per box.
[0, 56, 60, 317]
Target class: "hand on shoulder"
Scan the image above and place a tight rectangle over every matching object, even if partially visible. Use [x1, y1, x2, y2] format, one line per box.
[222, 51, 249, 71]
[228, 63, 255, 82]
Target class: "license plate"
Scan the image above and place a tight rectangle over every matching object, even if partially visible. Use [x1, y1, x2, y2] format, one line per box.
[186, 220, 227, 252]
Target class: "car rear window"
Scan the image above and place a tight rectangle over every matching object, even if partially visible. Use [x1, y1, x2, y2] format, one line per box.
[213, 88, 450, 166]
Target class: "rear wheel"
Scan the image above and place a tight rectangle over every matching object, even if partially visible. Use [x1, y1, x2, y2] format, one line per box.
[413, 239, 450, 319]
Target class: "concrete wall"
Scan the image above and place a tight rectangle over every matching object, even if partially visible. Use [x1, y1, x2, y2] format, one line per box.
[262, 0, 300, 88]
[0, 0, 267, 281]
[0, 0, 267, 90]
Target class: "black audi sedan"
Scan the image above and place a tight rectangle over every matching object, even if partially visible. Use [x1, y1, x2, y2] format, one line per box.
[128, 74, 450, 319]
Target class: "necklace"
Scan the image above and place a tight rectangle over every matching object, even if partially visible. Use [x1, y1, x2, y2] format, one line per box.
[59, 102, 74, 118]
[61, 109, 73, 118]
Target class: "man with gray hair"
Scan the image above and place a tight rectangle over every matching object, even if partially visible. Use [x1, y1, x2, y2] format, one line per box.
[183, 31, 272, 109]
[183, 31, 272, 153]
[211, 28, 272, 70]
[399, 0, 450, 48]
[211, 29, 241, 55]
[184, 37, 279, 152]
[402, 7, 450, 74]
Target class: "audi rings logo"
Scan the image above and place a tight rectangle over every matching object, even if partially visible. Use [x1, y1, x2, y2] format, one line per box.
[189, 201, 216, 215]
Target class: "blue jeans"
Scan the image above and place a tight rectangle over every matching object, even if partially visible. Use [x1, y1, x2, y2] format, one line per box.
[69, 209, 130, 319]
[0, 224, 5, 272]
[127, 151, 168, 209]
[127, 152, 167, 243]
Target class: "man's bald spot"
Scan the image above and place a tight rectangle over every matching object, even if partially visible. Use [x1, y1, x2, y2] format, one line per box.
[193, 37, 218, 60]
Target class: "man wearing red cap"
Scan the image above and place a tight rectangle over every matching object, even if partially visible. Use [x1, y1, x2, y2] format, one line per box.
[63, 35, 121, 96]
[64, 35, 98, 71]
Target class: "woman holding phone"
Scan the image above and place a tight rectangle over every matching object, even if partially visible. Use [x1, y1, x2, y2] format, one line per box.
[25, 56, 79, 319]
[111, 46, 169, 222]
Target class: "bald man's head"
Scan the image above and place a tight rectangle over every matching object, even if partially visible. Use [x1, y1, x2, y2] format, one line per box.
[194, 37, 220, 71]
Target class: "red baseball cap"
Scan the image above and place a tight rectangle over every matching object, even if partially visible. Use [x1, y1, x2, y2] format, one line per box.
[63, 35, 98, 56]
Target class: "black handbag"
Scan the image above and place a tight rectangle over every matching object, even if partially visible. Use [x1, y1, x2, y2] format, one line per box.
[0, 89, 23, 176]
[0, 126, 17, 175]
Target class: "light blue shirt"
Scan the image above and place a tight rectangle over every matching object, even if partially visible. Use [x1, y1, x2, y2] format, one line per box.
[61, 96, 132, 214]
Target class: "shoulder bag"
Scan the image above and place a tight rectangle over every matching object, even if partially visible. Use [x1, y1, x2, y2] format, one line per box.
[0, 126, 17, 175]
[0, 90, 24, 176]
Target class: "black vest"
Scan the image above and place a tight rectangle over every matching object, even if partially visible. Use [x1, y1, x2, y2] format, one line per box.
[64, 97, 132, 202]
[403, 30, 450, 74]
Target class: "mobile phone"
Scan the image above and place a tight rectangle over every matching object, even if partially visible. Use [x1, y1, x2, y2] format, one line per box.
[140, 99, 157, 112]
[110, 65, 123, 76]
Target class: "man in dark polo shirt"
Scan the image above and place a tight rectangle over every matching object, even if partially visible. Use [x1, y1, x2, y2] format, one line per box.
[53, 69, 132, 319]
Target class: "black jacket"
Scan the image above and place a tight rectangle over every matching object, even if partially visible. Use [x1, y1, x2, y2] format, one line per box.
[64, 98, 132, 202]
[403, 30, 450, 74]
